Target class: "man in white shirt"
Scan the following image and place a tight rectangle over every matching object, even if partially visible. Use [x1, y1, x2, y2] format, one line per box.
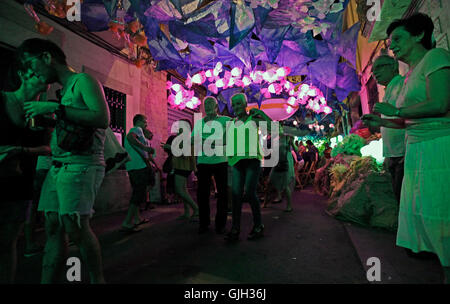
[371, 55, 406, 203]
[121, 114, 155, 232]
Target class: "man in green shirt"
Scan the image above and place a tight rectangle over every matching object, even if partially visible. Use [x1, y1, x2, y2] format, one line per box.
[191, 97, 231, 234]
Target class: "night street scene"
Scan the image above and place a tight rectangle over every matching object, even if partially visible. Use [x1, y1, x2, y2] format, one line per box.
[0, 0, 449, 298]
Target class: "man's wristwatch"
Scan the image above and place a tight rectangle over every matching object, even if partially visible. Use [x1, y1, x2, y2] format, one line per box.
[55, 104, 66, 119]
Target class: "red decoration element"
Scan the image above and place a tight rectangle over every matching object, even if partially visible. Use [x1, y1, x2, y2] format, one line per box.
[134, 59, 146, 68]
[355, 128, 371, 139]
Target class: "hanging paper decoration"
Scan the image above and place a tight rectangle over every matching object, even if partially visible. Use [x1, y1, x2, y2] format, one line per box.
[249, 0, 280, 9]
[24, 4, 54, 36]
[229, 1, 255, 49]
[42, 0, 69, 18]
[81, 1, 111, 32]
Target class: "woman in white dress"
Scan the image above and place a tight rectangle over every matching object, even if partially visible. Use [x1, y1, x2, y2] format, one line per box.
[363, 13, 450, 283]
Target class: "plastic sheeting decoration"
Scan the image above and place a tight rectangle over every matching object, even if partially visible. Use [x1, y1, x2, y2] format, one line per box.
[24, 0, 361, 118]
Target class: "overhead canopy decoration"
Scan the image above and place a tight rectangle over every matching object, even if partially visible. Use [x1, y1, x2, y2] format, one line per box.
[24, 0, 361, 119]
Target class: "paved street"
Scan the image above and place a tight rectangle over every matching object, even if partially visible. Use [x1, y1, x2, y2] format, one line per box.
[14, 187, 443, 284]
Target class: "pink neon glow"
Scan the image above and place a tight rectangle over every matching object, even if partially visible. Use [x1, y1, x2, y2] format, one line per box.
[286, 106, 293, 114]
[268, 84, 276, 94]
[205, 70, 213, 78]
[234, 79, 244, 87]
[320, 125, 325, 130]
[329, 123, 335, 128]
[324, 106, 332, 114]
[260, 88, 271, 98]
[208, 83, 218, 94]
[185, 75, 193, 88]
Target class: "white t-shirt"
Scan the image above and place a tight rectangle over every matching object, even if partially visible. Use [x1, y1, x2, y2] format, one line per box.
[124, 126, 148, 171]
[380, 74, 406, 157]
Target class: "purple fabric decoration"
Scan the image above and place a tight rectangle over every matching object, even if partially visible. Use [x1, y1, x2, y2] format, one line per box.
[335, 22, 360, 68]
[335, 62, 361, 101]
[315, 40, 332, 57]
[184, 43, 216, 66]
[276, 43, 312, 75]
[143, 17, 184, 63]
[253, 5, 272, 35]
[283, 31, 319, 59]
[214, 43, 246, 71]
[322, 11, 344, 42]
[229, 2, 256, 50]
[217, 98, 226, 113]
[169, 21, 215, 51]
[144, 3, 178, 22]
[169, 0, 200, 18]
[308, 54, 339, 89]
[182, 0, 231, 37]
[259, 26, 291, 63]
[229, 37, 256, 70]
[250, 38, 269, 63]
[80, 1, 111, 32]
[265, 0, 296, 27]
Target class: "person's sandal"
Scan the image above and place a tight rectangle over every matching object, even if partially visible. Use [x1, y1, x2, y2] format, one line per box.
[247, 225, 264, 240]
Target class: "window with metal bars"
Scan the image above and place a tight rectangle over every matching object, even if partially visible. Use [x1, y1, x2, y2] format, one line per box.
[103, 86, 126, 145]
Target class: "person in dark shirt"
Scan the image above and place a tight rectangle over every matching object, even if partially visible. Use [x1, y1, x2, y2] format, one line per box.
[0, 61, 50, 283]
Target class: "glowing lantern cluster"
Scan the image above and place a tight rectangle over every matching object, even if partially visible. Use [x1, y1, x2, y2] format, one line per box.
[167, 81, 201, 110]
[166, 62, 333, 113]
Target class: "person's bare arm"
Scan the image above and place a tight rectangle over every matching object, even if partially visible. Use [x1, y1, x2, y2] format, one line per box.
[24, 74, 110, 128]
[127, 132, 154, 153]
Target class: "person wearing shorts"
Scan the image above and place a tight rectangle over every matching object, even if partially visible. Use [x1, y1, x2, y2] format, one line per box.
[19, 38, 110, 284]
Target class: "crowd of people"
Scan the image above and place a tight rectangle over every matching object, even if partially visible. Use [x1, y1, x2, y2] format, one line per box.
[0, 12, 448, 284]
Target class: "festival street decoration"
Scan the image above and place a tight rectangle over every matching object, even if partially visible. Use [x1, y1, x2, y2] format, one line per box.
[23, 0, 361, 130]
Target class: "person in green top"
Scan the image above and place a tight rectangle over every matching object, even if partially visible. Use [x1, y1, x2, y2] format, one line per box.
[225, 93, 273, 241]
[191, 96, 231, 234]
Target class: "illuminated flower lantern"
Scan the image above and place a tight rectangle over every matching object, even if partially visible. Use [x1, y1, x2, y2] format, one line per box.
[246, 98, 299, 121]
